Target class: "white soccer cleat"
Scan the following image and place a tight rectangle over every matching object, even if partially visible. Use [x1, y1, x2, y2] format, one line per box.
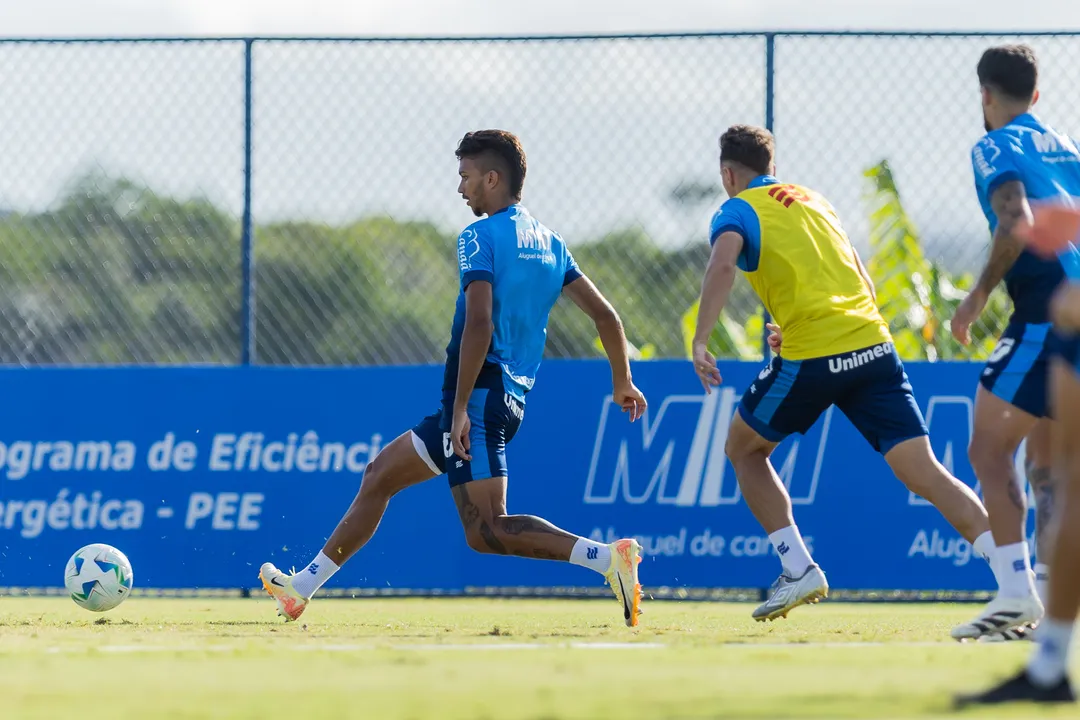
[603, 539, 642, 627]
[258, 562, 309, 622]
[752, 564, 828, 622]
[951, 594, 1043, 641]
[977, 623, 1037, 643]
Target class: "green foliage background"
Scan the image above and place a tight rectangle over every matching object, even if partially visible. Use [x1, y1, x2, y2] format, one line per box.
[0, 167, 1003, 365]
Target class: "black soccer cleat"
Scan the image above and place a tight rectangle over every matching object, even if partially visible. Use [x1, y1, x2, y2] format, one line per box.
[955, 669, 1076, 707]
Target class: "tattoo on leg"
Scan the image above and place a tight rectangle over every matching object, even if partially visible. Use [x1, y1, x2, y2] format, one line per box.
[511, 548, 561, 560]
[1006, 475, 1027, 512]
[452, 485, 481, 529]
[498, 515, 571, 537]
[479, 521, 508, 554]
[1026, 461, 1056, 558]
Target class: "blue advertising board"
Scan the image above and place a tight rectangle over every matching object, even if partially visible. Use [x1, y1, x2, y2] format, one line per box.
[0, 360, 1029, 593]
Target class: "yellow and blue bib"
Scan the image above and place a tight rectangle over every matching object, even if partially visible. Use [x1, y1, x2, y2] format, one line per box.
[709, 175, 891, 360]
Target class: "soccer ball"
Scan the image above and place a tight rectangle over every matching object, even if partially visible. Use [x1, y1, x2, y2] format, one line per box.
[64, 543, 134, 612]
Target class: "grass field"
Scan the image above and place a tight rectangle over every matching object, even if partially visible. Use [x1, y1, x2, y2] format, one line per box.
[0, 596, 1075, 719]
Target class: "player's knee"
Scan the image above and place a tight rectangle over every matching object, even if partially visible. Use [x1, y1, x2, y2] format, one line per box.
[725, 434, 765, 468]
[462, 527, 489, 553]
[358, 456, 393, 499]
[462, 525, 507, 555]
[967, 434, 1010, 474]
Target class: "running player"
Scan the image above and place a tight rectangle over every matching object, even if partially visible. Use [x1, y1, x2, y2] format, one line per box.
[957, 222, 1080, 705]
[692, 124, 1003, 623]
[258, 130, 648, 626]
[949, 44, 1080, 641]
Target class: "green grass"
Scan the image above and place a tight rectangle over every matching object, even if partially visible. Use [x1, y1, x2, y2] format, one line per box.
[0, 597, 1074, 719]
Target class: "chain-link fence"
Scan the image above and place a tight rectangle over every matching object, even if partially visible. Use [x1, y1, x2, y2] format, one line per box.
[2, 33, 1077, 366]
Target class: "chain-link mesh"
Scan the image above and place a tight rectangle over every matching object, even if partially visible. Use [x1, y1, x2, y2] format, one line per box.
[776, 34, 1080, 361]
[0, 40, 245, 364]
[250, 37, 765, 364]
[2, 34, 1077, 366]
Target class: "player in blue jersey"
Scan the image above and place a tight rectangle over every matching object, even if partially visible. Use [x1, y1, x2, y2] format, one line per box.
[258, 130, 648, 626]
[959, 231, 1080, 706]
[949, 45, 1080, 641]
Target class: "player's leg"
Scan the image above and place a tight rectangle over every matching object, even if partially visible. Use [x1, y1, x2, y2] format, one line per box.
[956, 355, 1079, 706]
[450, 476, 577, 559]
[970, 323, 1053, 592]
[1025, 357, 1080, 692]
[970, 386, 1038, 556]
[836, 351, 993, 546]
[1025, 419, 1057, 604]
[258, 417, 442, 621]
[728, 355, 828, 621]
[832, 346, 1035, 638]
[448, 390, 643, 626]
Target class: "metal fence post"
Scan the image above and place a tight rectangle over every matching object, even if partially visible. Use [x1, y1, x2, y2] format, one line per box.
[240, 38, 255, 365]
[761, 32, 776, 358]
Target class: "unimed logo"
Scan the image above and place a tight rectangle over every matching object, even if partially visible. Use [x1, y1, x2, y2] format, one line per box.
[583, 389, 832, 507]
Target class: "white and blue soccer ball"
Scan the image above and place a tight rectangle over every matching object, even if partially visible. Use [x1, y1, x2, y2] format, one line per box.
[64, 543, 134, 612]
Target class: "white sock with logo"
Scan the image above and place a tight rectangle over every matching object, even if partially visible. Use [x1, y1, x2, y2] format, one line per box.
[1027, 618, 1075, 688]
[972, 531, 1003, 588]
[1034, 563, 1051, 605]
[768, 525, 813, 577]
[290, 551, 340, 599]
[569, 538, 611, 574]
[994, 542, 1036, 599]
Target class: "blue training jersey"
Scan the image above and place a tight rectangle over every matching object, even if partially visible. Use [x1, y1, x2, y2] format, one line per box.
[443, 204, 582, 402]
[972, 113, 1080, 323]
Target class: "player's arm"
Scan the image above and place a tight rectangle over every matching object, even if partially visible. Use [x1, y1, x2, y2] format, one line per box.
[952, 181, 1033, 345]
[451, 280, 494, 460]
[976, 180, 1033, 296]
[563, 276, 646, 421]
[692, 231, 742, 392]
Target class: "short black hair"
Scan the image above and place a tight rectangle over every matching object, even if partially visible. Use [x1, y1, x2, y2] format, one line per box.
[719, 125, 774, 176]
[455, 130, 527, 200]
[978, 44, 1038, 101]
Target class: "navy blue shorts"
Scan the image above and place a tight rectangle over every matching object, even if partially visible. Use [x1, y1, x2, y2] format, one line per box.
[410, 389, 524, 487]
[738, 342, 928, 454]
[979, 321, 1054, 418]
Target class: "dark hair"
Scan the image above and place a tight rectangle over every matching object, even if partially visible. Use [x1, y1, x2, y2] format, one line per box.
[719, 125, 775, 176]
[455, 130, 527, 199]
[978, 44, 1038, 101]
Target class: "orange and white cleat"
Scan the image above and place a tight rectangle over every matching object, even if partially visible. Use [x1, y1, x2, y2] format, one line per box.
[258, 562, 309, 622]
[604, 539, 643, 627]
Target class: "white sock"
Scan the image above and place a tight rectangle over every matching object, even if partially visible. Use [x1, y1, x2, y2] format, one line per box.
[973, 531, 995, 564]
[994, 542, 1036, 599]
[569, 538, 611, 574]
[768, 525, 814, 577]
[1034, 563, 1051, 605]
[1027, 618, 1075, 688]
[972, 531, 1006, 590]
[290, 551, 340, 599]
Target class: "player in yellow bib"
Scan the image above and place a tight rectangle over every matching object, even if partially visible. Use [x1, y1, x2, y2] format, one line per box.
[693, 125, 1002, 624]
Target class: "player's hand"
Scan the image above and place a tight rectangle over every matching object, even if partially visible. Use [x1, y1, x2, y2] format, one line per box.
[613, 381, 647, 423]
[1051, 283, 1080, 331]
[951, 291, 987, 346]
[766, 323, 783, 352]
[451, 407, 472, 461]
[693, 342, 722, 394]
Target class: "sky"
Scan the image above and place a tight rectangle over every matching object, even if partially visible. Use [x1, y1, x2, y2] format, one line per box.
[1, 0, 1078, 37]
[3, 0, 1080, 266]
